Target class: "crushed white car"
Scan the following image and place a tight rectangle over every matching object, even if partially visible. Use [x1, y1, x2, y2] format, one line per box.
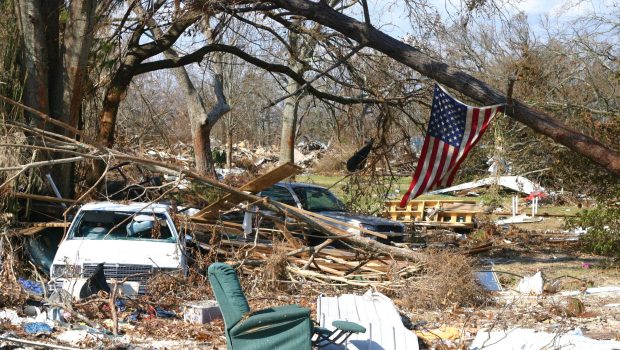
[49, 202, 187, 298]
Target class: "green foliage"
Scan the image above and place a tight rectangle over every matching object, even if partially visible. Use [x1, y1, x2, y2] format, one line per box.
[567, 207, 620, 257]
[340, 174, 396, 215]
[211, 149, 226, 166]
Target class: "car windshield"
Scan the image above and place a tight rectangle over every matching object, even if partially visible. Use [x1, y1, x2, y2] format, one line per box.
[69, 210, 174, 241]
[292, 186, 346, 212]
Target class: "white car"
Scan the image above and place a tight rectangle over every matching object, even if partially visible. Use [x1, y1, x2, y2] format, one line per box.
[49, 202, 186, 297]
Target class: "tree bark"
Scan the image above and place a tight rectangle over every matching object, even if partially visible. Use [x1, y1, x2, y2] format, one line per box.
[55, 0, 96, 198]
[61, 0, 96, 129]
[271, 0, 620, 176]
[279, 31, 303, 164]
[15, 0, 50, 124]
[226, 124, 233, 169]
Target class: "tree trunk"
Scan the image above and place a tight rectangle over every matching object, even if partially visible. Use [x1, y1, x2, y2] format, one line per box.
[226, 124, 233, 170]
[95, 9, 199, 149]
[15, 0, 50, 124]
[55, 0, 95, 198]
[274, 0, 620, 176]
[61, 0, 96, 129]
[163, 47, 219, 178]
[193, 123, 216, 176]
[97, 78, 132, 147]
[144, 13, 228, 178]
[278, 31, 306, 165]
[278, 78, 301, 164]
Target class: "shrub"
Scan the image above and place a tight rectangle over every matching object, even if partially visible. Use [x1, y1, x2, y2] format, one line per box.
[400, 250, 489, 310]
[567, 207, 620, 257]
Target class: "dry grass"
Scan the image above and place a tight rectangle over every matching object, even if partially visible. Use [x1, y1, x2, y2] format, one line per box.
[256, 242, 289, 292]
[144, 270, 212, 309]
[401, 250, 489, 311]
[0, 237, 29, 307]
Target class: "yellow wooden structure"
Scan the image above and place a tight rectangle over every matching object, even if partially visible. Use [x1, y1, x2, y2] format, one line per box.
[384, 199, 481, 229]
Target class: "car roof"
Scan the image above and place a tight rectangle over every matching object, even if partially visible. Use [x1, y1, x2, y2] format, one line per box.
[79, 201, 171, 214]
[276, 182, 328, 190]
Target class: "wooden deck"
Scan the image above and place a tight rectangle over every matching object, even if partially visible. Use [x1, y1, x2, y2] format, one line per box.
[317, 291, 419, 350]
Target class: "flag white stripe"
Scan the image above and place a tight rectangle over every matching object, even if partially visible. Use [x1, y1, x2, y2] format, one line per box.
[425, 141, 446, 192]
[432, 145, 456, 190]
[411, 137, 436, 196]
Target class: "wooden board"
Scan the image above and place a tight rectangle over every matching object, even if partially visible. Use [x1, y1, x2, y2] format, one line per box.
[192, 162, 302, 219]
[10, 192, 76, 204]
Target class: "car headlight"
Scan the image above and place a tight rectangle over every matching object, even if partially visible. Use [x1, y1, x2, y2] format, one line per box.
[51, 264, 82, 278]
[346, 221, 362, 235]
[360, 223, 377, 232]
[346, 222, 377, 240]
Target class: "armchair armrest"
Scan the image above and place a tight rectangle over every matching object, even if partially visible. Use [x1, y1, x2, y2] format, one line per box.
[231, 306, 310, 337]
[250, 304, 304, 316]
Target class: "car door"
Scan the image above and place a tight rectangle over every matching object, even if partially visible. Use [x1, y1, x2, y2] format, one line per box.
[259, 185, 300, 208]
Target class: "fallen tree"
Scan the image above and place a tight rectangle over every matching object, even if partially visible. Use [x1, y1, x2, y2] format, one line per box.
[264, 0, 620, 176]
[0, 97, 426, 263]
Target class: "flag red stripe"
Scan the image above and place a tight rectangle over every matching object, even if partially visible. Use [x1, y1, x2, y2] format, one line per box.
[412, 137, 440, 198]
[428, 142, 450, 191]
[399, 134, 432, 207]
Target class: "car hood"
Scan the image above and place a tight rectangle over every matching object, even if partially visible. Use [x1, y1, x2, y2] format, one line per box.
[52, 239, 181, 268]
[318, 211, 404, 229]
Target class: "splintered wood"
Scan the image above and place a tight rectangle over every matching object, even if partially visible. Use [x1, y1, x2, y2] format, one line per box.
[192, 162, 302, 219]
[185, 218, 421, 290]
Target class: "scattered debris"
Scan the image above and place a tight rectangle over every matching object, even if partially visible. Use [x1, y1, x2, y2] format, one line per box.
[496, 214, 543, 225]
[516, 271, 544, 295]
[385, 199, 481, 230]
[429, 175, 545, 196]
[470, 328, 620, 350]
[183, 300, 222, 324]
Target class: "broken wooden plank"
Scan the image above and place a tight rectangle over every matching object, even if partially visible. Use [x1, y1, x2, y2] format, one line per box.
[16, 226, 48, 236]
[32, 222, 70, 228]
[193, 162, 302, 218]
[10, 192, 76, 204]
[282, 203, 389, 240]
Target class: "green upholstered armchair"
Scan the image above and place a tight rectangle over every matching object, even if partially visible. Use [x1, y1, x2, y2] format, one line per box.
[208, 262, 313, 350]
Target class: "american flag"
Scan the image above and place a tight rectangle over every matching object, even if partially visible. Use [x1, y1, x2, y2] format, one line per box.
[400, 84, 503, 207]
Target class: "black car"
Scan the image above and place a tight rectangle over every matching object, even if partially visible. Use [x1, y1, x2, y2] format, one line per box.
[259, 182, 406, 244]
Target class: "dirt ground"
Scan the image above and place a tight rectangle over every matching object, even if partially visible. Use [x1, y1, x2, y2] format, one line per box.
[402, 214, 620, 349]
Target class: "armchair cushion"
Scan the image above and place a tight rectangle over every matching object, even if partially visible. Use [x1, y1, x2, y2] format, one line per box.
[230, 306, 310, 336]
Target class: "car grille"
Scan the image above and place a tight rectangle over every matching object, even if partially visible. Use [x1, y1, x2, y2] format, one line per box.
[375, 225, 404, 234]
[82, 263, 153, 294]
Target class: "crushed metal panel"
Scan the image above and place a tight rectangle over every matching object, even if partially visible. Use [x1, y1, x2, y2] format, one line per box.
[317, 290, 419, 350]
[475, 266, 503, 292]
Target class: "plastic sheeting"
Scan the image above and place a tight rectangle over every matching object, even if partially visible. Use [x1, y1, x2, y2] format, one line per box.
[516, 271, 544, 295]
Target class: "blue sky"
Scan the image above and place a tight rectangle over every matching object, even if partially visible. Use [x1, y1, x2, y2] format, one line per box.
[365, 0, 616, 38]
